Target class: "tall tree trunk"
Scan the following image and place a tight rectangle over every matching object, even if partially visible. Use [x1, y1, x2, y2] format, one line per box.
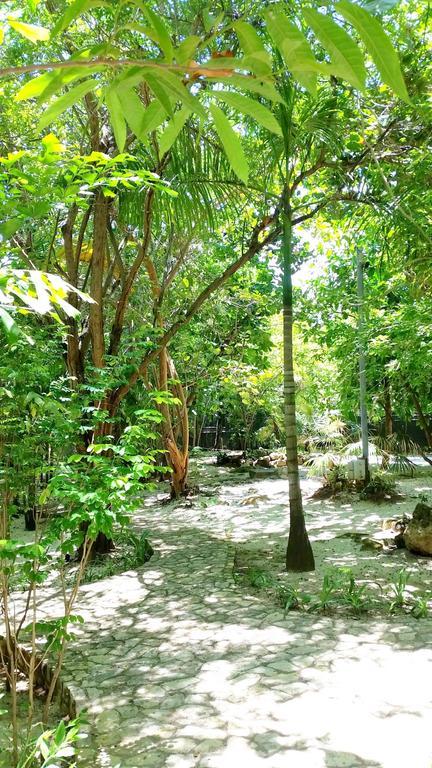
[89, 192, 108, 370]
[62, 206, 84, 386]
[383, 376, 393, 437]
[406, 382, 432, 447]
[381, 375, 393, 469]
[356, 251, 370, 483]
[86, 193, 114, 555]
[158, 350, 190, 498]
[283, 213, 315, 572]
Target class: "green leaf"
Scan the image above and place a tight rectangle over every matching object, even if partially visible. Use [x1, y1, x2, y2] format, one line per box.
[142, 6, 174, 62]
[264, 8, 317, 94]
[51, 0, 91, 36]
[105, 89, 127, 150]
[175, 35, 200, 65]
[158, 106, 191, 154]
[143, 67, 205, 117]
[135, 99, 168, 138]
[303, 8, 366, 91]
[54, 720, 66, 747]
[141, 71, 174, 116]
[116, 87, 147, 140]
[209, 104, 248, 184]
[8, 19, 49, 42]
[0, 307, 20, 344]
[114, 87, 168, 141]
[38, 80, 96, 131]
[120, 22, 173, 57]
[211, 91, 282, 136]
[15, 66, 102, 102]
[15, 70, 62, 102]
[201, 8, 224, 33]
[234, 21, 272, 75]
[0, 218, 21, 239]
[336, 0, 410, 102]
[212, 75, 284, 104]
[194, 57, 241, 72]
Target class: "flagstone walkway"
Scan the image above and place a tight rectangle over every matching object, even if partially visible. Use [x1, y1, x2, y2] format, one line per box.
[54, 463, 432, 768]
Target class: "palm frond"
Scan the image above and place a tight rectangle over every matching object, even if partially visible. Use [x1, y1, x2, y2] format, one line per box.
[118, 121, 250, 234]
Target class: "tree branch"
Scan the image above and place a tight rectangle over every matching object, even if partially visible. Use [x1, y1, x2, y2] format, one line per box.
[109, 215, 281, 413]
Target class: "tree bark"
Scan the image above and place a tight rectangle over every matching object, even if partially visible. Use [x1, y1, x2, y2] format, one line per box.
[62, 206, 84, 385]
[283, 212, 315, 572]
[89, 192, 108, 369]
[407, 382, 432, 447]
[108, 188, 155, 356]
[381, 375, 393, 469]
[383, 376, 393, 437]
[167, 355, 190, 496]
[108, 218, 280, 415]
[158, 348, 190, 498]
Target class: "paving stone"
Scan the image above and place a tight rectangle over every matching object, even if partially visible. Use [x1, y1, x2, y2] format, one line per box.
[12, 467, 432, 768]
[267, 659, 296, 673]
[325, 753, 359, 767]
[94, 709, 121, 731]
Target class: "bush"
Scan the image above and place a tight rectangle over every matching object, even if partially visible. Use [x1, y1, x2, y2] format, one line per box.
[361, 471, 396, 499]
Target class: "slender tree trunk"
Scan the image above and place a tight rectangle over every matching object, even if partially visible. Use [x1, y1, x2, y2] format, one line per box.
[383, 376, 393, 436]
[158, 349, 190, 498]
[86, 192, 114, 553]
[381, 375, 393, 469]
[283, 213, 315, 572]
[89, 192, 108, 369]
[62, 206, 85, 386]
[406, 382, 432, 447]
[356, 251, 370, 483]
[197, 415, 205, 447]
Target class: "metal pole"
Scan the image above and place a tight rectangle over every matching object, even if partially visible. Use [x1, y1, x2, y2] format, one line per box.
[356, 250, 370, 482]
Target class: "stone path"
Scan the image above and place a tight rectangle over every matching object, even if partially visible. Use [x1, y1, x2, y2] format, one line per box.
[18, 462, 432, 767]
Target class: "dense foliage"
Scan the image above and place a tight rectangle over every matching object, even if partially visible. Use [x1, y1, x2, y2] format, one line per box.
[0, 0, 430, 765]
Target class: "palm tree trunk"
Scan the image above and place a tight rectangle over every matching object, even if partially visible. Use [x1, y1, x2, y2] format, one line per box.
[383, 376, 393, 436]
[283, 212, 315, 572]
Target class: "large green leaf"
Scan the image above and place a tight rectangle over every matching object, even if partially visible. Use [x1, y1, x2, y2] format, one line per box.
[0, 306, 21, 344]
[116, 87, 147, 139]
[105, 89, 126, 151]
[51, 0, 91, 36]
[234, 21, 272, 76]
[143, 67, 205, 117]
[136, 100, 168, 138]
[175, 35, 200, 65]
[211, 91, 282, 136]
[336, 0, 409, 102]
[209, 104, 249, 184]
[264, 8, 317, 94]
[142, 6, 174, 62]
[8, 20, 50, 42]
[158, 107, 191, 154]
[141, 71, 174, 116]
[116, 88, 167, 141]
[212, 75, 284, 104]
[16, 70, 70, 102]
[303, 8, 366, 91]
[0, 218, 21, 239]
[38, 80, 96, 131]
[15, 66, 102, 102]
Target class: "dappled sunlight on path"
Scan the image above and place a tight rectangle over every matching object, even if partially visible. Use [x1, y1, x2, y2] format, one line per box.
[16, 460, 432, 767]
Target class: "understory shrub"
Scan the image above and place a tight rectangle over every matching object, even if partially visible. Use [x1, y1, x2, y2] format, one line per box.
[361, 471, 397, 499]
[239, 566, 431, 619]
